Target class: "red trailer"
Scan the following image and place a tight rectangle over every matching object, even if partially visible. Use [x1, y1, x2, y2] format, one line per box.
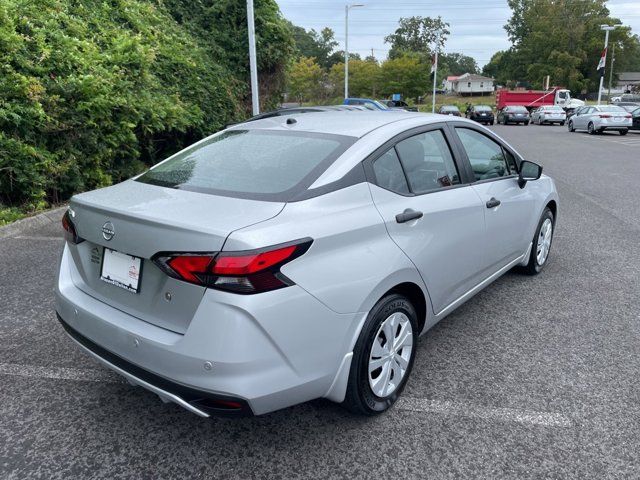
[495, 87, 583, 111]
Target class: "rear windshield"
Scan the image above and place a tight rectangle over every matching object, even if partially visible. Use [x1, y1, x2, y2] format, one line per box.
[506, 106, 528, 112]
[441, 106, 459, 111]
[598, 106, 625, 113]
[474, 106, 492, 111]
[545, 106, 563, 110]
[136, 130, 356, 201]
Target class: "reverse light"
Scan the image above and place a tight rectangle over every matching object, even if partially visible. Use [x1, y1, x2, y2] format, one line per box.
[153, 239, 312, 294]
[62, 210, 84, 244]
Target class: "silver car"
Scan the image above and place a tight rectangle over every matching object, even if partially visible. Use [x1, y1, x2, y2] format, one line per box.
[56, 112, 559, 417]
[530, 105, 567, 125]
[567, 105, 632, 135]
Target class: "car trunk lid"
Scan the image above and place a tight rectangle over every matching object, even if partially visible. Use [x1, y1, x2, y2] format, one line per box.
[66, 180, 284, 334]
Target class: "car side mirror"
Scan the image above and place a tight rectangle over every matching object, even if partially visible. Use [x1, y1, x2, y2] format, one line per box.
[518, 160, 543, 188]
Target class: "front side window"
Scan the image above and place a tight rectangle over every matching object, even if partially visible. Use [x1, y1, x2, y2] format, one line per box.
[395, 130, 460, 194]
[137, 130, 355, 201]
[455, 128, 509, 181]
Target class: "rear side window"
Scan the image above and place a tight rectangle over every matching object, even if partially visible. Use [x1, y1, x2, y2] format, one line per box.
[455, 128, 509, 180]
[136, 130, 355, 201]
[395, 130, 460, 193]
[372, 149, 410, 194]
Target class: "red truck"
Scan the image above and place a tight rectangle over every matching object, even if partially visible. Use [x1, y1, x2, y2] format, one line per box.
[496, 87, 585, 112]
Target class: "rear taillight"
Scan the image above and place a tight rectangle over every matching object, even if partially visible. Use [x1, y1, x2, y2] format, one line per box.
[62, 210, 84, 244]
[625, 114, 632, 118]
[599, 114, 611, 118]
[153, 239, 312, 294]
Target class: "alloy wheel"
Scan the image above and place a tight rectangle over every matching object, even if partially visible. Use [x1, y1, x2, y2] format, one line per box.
[368, 312, 413, 398]
[536, 218, 553, 265]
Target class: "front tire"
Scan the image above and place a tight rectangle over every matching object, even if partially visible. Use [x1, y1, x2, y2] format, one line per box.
[343, 294, 418, 415]
[568, 120, 575, 132]
[522, 208, 554, 275]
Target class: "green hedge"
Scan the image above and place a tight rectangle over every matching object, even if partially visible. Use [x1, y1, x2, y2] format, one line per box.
[0, 0, 293, 211]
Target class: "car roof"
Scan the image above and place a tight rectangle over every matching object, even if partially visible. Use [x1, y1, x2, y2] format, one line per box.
[228, 111, 428, 138]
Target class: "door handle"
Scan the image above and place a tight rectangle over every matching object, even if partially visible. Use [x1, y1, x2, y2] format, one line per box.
[486, 197, 501, 208]
[396, 209, 423, 223]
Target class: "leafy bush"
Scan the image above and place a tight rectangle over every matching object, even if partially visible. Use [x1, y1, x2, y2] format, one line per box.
[0, 0, 293, 210]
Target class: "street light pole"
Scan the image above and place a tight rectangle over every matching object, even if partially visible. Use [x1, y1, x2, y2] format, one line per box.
[344, 4, 364, 99]
[247, 0, 259, 115]
[607, 44, 615, 101]
[597, 25, 615, 106]
[431, 31, 441, 114]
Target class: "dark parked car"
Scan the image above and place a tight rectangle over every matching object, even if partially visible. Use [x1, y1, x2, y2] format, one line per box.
[630, 107, 640, 131]
[497, 105, 530, 125]
[466, 105, 494, 125]
[379, 99, 419, 112]
[438, 105, 462, 116]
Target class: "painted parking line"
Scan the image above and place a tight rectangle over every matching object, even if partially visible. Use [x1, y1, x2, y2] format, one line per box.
[396, 397, 573, 427]
[0, 362, 573, 427]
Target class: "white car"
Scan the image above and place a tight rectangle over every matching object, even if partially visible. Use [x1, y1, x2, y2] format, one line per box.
[531, 106, 566, 125]
[568, 105, 631, 135]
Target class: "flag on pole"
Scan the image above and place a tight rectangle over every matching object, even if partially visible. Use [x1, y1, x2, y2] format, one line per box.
[597, 48, 607, 76]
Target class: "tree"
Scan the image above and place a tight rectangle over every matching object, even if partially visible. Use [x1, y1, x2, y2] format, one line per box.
[385, 16, 450, 60]
[288, 57, 325, 102]
[378, 55, 429, 100]
[329, 59, 381, 98]
[497, 0, 640, 92]
[288, 23, 340, 69]
[440, 53, 478, 76]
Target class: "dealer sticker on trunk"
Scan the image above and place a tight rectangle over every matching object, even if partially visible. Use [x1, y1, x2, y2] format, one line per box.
[100, 248, 142, 293]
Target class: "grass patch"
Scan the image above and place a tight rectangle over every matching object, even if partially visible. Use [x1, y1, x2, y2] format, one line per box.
[0, 207, 27, 226]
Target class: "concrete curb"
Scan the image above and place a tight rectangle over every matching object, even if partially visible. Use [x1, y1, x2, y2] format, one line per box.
[0, 206, 67, 239]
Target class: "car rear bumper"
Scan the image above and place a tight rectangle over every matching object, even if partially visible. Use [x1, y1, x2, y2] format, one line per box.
[55, 244, 365, 415]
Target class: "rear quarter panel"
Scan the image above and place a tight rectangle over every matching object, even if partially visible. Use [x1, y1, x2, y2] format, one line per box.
[223, 182, 430, 320]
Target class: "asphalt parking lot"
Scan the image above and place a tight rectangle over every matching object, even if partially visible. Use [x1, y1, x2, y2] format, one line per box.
[1, 125, 639, 479]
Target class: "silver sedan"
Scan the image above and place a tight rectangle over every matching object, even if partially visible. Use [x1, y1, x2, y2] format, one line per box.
[56, 112, 559, 417]
[531, 106, 567, 125]
[568, 105, 632, 135]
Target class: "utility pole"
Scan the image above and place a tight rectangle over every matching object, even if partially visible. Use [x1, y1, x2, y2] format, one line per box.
[431, 31, 441, 113]
[344, 4, 364, 99]
[607, 44, 615, 102]
[247, 0, 259, 115]
[597, 25, 614, 106]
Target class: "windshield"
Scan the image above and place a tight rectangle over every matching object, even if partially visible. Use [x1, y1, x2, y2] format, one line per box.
[598, 106, 626, 113]
[136, 130, 356, 201]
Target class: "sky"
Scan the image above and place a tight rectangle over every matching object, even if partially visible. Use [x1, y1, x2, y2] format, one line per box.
[277, 0, 640, 68]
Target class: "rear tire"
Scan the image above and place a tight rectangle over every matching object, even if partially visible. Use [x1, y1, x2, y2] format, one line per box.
[521, 208, 554, 275]
[620, 129, 628, 136]
[560, 121, 565, 126]
[343, 294, 418, 415]
[524, 121, 529, 126]
[588, 122, 596, 135]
